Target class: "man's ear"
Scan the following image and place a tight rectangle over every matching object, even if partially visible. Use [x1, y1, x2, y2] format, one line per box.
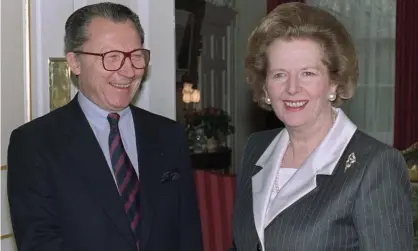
[66, 52, 81, 75]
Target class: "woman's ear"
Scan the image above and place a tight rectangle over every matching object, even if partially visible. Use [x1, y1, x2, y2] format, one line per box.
[330, 83, 338, 95]
[263, 84, 269, 97]
[263, 85, 271, 105]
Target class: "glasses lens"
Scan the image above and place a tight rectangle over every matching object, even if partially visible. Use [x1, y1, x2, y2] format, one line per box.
[103, 50, 150, 71]
[130, 50, 149, 69]
[103, 51, 124, 71]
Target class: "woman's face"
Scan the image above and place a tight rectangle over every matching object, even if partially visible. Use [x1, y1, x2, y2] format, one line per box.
[265, 38, 336, 129]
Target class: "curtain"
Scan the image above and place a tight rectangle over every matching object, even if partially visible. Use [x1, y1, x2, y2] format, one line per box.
[394, 0, 418, 150]
[194, 170, 236, 251]
[306, 0, 396, 145]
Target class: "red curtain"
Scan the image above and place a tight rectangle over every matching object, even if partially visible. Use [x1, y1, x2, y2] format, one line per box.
[394, 0, 418, 150]
[267, 0, 305, 13]
[194, 170, 236, 251]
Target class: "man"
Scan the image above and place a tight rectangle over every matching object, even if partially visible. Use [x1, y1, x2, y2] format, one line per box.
[7, 3, 202, 251]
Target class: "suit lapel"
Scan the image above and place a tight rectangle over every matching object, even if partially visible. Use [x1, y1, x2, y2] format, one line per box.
[259, 109, 358, 228]
[251, 130, 289, 247]
[265, 157, 319, 226]
[266, 130, 367, 229]
[130, 106, 164, 248]
[61, 98, 136, 248]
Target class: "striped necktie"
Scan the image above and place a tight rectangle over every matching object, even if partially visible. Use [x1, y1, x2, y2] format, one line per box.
[107, 113, 140, 250]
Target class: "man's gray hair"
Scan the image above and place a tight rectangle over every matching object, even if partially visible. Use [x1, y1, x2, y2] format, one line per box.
[64, 2, 144, 53]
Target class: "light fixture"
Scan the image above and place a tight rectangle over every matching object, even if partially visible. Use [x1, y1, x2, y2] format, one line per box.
[183, 82, 193, 94]
[183, 92, 192, 103]
[190, 89, 200, 103]
[182, 81, 200, 104]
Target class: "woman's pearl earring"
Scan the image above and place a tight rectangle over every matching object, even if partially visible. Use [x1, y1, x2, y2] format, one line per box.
[328, 93, 336, 102]
[265, 96, 271, 105]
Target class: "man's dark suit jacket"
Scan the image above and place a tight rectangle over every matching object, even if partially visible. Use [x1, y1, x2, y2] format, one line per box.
[232, 129, 413, 251]
[7, 97, 203, 251]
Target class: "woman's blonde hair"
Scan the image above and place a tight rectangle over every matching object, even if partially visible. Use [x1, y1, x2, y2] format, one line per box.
[246, 2, 358, 110]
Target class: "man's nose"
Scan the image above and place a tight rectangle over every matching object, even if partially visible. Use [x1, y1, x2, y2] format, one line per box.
[118, 57, 135, 77]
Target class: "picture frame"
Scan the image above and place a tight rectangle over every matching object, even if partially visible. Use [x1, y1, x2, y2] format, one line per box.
[48, 57, 73, 111]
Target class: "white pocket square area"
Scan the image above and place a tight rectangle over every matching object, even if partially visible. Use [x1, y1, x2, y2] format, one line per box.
[344, 152, 356, 172]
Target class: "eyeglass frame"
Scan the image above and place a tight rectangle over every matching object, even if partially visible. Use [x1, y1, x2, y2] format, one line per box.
[72, 48, 151, 72]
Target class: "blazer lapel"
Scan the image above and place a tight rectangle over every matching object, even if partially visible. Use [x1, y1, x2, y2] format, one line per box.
[265, 158, 318, 226]
[262, 109, 358, 227]
[130, 106, 164, 248]
[61, 98, 137, 248]
[252, 130, 289, 248]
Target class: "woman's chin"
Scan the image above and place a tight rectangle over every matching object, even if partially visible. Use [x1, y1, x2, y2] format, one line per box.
[284, 122, 306, 129]
[279, 115, 308, 128]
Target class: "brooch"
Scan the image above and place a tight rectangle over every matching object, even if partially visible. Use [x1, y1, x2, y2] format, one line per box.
[344, 152, 356, 172]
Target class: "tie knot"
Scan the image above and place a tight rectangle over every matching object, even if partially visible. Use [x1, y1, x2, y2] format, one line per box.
[107, 113, 120, 127]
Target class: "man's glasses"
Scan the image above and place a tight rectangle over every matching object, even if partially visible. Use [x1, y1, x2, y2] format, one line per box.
[72, 49, 151, 71]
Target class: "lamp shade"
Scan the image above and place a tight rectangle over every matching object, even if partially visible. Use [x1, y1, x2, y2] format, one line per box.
[182, 92, 191, 103]
[191, 89, 200, 103]
[183, 82, 193, 94]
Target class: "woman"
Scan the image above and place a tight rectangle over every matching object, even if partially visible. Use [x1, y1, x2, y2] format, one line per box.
[232, 3, 413, 251]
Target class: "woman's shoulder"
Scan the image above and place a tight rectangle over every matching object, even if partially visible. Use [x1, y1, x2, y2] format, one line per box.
[247, 128, 283, 147]
[351, 130, 401, 156]
[349, 130, 405, 171]
[240, 128, 283, 163]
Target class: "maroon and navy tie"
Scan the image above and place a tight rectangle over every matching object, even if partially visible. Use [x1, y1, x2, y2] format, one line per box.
[107, 113, 140, 250]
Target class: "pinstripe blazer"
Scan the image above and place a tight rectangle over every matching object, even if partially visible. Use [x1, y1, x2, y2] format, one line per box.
[232, 113, 413, 251]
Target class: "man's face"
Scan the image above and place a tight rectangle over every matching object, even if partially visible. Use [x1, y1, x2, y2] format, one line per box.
[67, 17, 145, 111]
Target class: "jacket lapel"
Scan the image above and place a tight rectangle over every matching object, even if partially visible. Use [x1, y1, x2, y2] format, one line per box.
[265, 157, 319, 226]
[130, 106, 164, 248]
[258, 109, 358, 229]
[61, 98, 137, 248]
[252, 130, 289, 248]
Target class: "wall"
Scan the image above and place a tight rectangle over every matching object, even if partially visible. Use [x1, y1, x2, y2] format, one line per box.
[30, 0, 176, 120]
[0, 0, 175, 250]
[1, 0, 25, 249]
[196, 3, 237, 164]
[233, 0, 266, 169]
[174, 0, 267, 170]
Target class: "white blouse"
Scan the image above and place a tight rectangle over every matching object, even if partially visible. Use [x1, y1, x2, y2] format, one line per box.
[270, 167, 298, 200]
[265, 167, 297, 227]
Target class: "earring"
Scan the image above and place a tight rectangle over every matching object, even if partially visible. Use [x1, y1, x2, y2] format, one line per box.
[263, 86, 271, 105]
[265, 96, 271, 105]
[328, 93, 336, 102]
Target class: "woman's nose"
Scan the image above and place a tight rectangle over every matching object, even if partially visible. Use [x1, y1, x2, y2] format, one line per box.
[285, 76, 301, 94]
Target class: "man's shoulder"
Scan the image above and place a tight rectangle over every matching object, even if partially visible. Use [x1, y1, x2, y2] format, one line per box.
[12, 105, 67, 137]
[130, 105, 183, 131]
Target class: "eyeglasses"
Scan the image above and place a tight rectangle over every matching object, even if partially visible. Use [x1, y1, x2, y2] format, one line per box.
[72, 49, 151, 71]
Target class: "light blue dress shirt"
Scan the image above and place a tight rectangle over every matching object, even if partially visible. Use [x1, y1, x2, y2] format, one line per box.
[77, 92, 139, 185]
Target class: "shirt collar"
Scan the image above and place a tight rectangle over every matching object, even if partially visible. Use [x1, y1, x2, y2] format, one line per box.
[77, 91, 130, 128]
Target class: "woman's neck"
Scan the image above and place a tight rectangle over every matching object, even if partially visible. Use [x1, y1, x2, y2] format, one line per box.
[286, 110, 336, 166]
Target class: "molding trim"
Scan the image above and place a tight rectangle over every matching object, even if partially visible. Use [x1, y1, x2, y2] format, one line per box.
[0, 233, 14, 240]
[1, 165, 8, 171]
[25, 0, 33, 121]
